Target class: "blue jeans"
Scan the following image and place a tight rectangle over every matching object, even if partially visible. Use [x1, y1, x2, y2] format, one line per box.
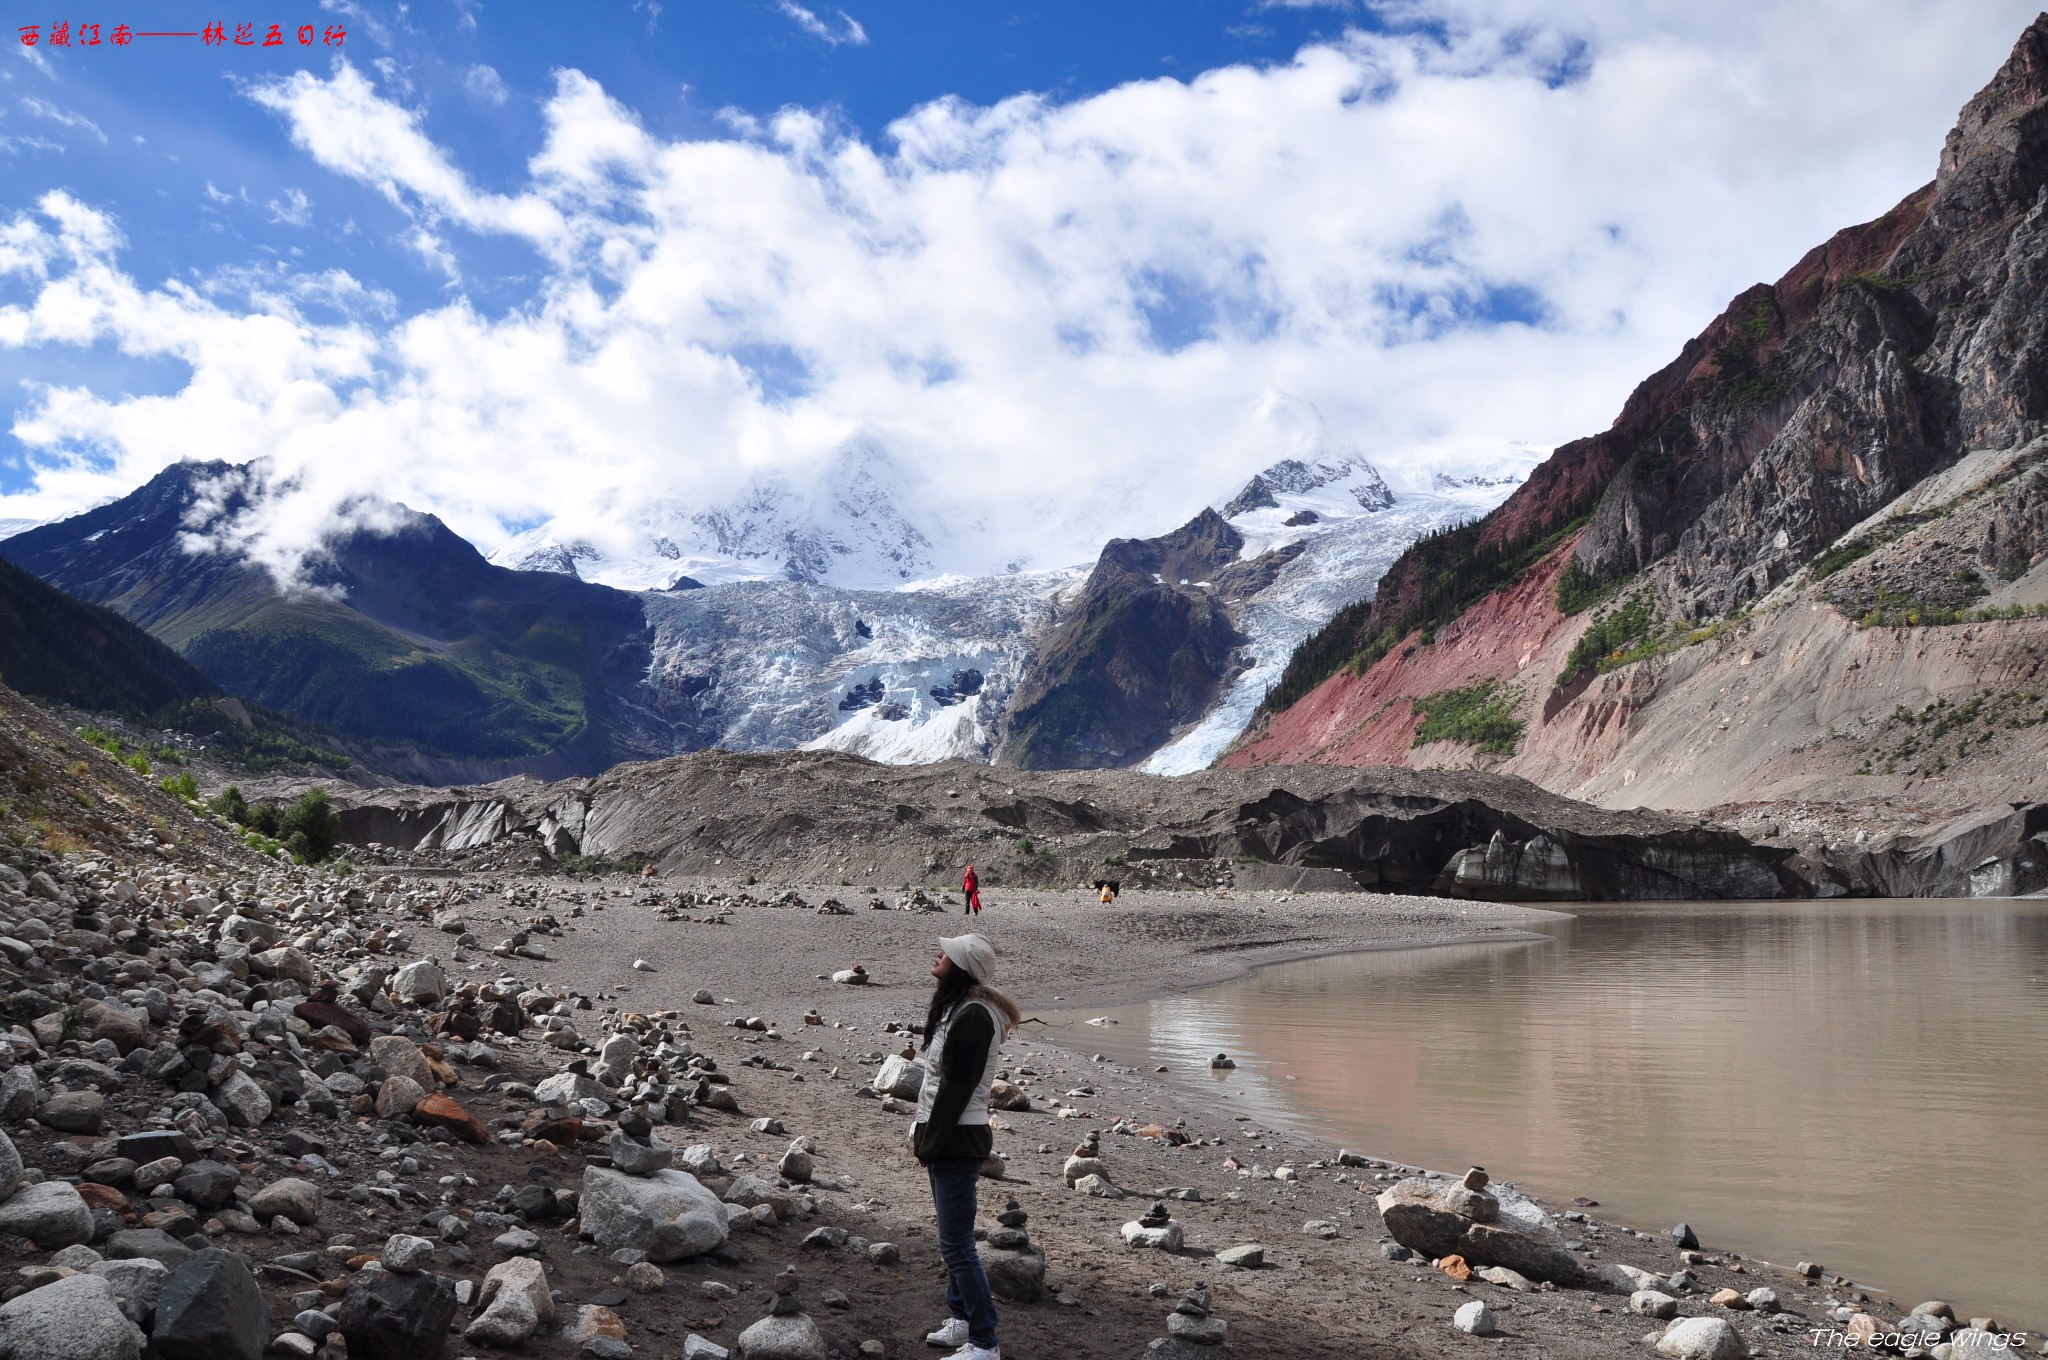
[927, 1156, 998, 1349]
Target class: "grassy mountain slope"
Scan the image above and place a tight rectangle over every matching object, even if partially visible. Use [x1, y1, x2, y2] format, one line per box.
[0, 553, 224, 715]
[1, 461, 660, 776]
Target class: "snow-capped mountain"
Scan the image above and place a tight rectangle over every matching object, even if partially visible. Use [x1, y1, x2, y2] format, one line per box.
[494, 439, 943, 591]
[1138, 456, 1518, 774]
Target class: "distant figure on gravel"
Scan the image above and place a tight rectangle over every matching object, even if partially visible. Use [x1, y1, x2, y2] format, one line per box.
[913, 933, 1020, 1360]
[961, 864, 983, 915]
[1094, 878, 1120, 904]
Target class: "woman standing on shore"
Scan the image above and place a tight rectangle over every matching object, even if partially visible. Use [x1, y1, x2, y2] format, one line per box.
[913, 933, 1020, 1360]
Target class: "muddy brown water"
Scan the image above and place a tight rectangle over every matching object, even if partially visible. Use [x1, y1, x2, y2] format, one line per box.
[1045, 898, 2048, 1331]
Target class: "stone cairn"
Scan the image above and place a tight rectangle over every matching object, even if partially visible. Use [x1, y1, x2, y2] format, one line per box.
[736, 1266, 827, 1360]
[1121, 1200, 1184, 1252]
[979, 1197, 1046, 1302]
[1144, 1282, 1229, 1358]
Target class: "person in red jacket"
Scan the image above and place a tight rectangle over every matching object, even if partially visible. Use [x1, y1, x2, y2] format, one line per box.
[962, 864, 982, 915]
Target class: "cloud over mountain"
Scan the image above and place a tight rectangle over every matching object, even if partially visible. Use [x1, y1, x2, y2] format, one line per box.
[0, 2, 2036, 580]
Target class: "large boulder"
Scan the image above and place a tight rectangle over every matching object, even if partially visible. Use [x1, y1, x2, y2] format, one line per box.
[0, 1179, 93, 1247]
[0, 1129, 23, 1199]
[1656, 1317, 1750, 1360]
[871, 1054, 924, 1100]
[88, 1257, 169, 1327]
[579, 1167, 729, 1261]
[1374, 1178, 1580, 1284]
[735, 1313, 827, 1360]
[465, 1257, 552, 1346]
[979, 1242, 1046, 1302]
[247, 1177, 320, 1227]
[368, 1037, 434, 1089]
[0, 1273, 146, 1360]
[335, 1268, 459, 1360]
[150, 1249, 268, 1360]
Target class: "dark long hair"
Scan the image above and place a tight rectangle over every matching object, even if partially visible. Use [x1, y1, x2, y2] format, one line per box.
[922, 961, 976, 1052]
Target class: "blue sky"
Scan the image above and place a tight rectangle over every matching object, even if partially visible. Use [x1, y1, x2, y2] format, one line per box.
[0, 1, 2038, 576]
[0, 0, 1371, 489]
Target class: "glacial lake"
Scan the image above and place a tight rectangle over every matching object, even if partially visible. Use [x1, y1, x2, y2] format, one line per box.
[1043, 898, 2048, 1330]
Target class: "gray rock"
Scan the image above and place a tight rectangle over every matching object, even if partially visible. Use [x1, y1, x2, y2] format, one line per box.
[89, 1256, 169, 1326]
[533, 1071, 606, 1106]
[133, 1156, 183, 1193]
[374, 1074, 425, 1119]
[381, 1234, 435, 1272]
[0, 1128, 23, 1199]
[173, 1161, 241, 1211]
[1454, 1300, 1495, 1336]
[248, 1177, 320, 1226]
[579, 1166, 730, 1261]
[980, 1242, 1046, 1303]
[39, 1091, 106, 1134]
[778, 1144, 813, 1184]
[1745, 1288, 1780, 1313]
[607, 1130, 673, 1176]
[151, 1249, 268, 1360]
[1168, 1312, 1229, 1343]
[1632, 1291, 1681, 1319]
[870, 1054, 922, 1100]
[1062, 1155, 1110, 1187]
[334, 1267, 459, 1360]
[464, 1256, 552, 1346]
[1143, 1340, 1219, 1360]
[1375, 1178, 1579, 1284]
[1654, 1317, 1749, 1360]
[735, 1312, 827, 1360]
[210, 1071, 271, 1128]
[367, 1036, 433, 1089]
[684, 1337, 730, 1360]
[1474, 1264, 1536, 1291]
[1215, 1244, 1264, 1268]
[0, 1272, 145, 1360]
[1121, 1219, 1183, 1251]
[677, 1145, 722, 1176]
[0, 1067, 36, 1123]
[0, 1178, 93, 1246]
[594, 1034, 639, 1086]
[105, 1227, 192, 1268]
[292, 1309, 340, 1336]
[391, 960, 445, 1003]
[1595, 1261, 1665, 1293]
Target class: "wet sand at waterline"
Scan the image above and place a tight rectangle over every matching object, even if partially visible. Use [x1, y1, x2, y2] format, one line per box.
[1043, 897, 2048, 1337]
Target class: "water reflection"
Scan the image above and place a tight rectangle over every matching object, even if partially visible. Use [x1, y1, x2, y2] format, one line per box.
[1047, 900, 2048, 1329]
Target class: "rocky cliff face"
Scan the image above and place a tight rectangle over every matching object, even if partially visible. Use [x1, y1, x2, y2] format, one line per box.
[997, 509, 1275, 769]
[1233, 17, 2048, 825]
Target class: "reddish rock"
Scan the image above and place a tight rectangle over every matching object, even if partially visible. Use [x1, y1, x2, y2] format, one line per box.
[413, 1094, 489, 1145]
[76, 1182, 127, 1212]
[294, 999, 370, 1046]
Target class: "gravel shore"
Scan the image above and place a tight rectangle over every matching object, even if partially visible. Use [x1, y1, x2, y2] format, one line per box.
[496, 875, 1920, 1359]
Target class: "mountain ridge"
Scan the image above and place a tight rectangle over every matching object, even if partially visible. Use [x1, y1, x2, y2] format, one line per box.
[1227, 15, 2048, 822]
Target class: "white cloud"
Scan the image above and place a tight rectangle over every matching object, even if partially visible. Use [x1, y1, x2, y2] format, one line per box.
[20, 97, 105, 143]
[0, 3, 2041, 583]
[268, 188, 313, 226]
[777, 2, 869, 47]
[464, 63, 509, 105]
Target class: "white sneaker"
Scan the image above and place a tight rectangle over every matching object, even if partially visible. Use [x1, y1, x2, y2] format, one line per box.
[925, 1319, 969, 1348]
[945, 1346, 999, 1360]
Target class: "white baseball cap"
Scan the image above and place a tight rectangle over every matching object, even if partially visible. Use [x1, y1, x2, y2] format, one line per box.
[939, 933, 997, 983]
